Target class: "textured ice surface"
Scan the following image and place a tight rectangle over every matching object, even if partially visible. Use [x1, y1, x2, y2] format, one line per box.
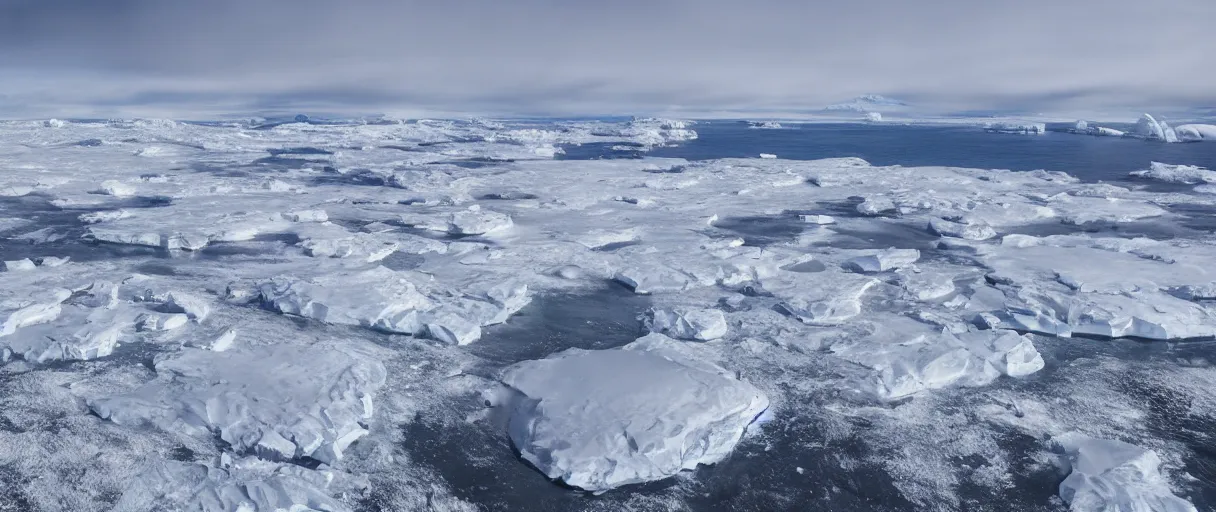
[984, 122, 1046, 135]
[1130, 162, 1216, 184]
[90, 344, 387, 465]
[499, 334, 768, 492]
[1055, 433, 1197, 512]
[646, 308, 729, 341]
[1175, 123, 1216, 142]
[4, 118, 1214, 510]
[115, 457, 351, 512]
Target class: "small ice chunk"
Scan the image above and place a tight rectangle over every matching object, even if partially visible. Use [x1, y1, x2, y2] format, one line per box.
[448, 208, 514, 235]
[422, 311, 483, 345]
[97, 180, 137, 197]
[500, 334, 768, 492]
[646, 308, 729, 341]
[0, 186, 33, 197]
[137, 312, 189, 332]
[984, 122, 1046, 135]
[798, 214, 836, 225]
[553, 265, 584, 280]
[856, 196, 897, 216]
[759, 153, 778, 159]
[1130, 162, 1216, 185]
[162, 292, 211, 322]
[769, 272, 879, 325]
[35, 256, 70, 267]
[843, 248, 920, 273]
[79, 209, 132, 224]
[286, 209, 329, 222]
[900, 273, 956, 301]
[4, 259, 37, 272]
[929, 218, 997, 240]
[209, 329, 237, 352]
[1054, 433, 1197, 512]
[614, 264, 695, 295]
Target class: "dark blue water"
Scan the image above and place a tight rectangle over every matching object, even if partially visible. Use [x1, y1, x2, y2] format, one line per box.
[644, 122, 1216, 182]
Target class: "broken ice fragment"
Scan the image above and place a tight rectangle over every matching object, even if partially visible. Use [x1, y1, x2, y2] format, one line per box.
[646, 308, 728, 341]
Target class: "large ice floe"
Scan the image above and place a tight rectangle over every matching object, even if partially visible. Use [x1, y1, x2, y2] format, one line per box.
[1, 117, 1212, 511]
[1054, 433, 1198, 512]
[495, 333, 768, 493]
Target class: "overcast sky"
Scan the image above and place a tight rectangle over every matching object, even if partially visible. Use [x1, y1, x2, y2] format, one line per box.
[0, 0, 1212, 118]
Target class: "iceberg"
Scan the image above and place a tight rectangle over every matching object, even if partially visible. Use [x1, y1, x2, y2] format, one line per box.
[984, 122, 1046, 135]
[1175, 123, 1216, 142]
[1072, 120, 1125, 137]
[1129, 162, 1216, 185]
[1133, 113, 1179, 143]
[499, 333, 768, 492]
[1054, 433, 1197, 512]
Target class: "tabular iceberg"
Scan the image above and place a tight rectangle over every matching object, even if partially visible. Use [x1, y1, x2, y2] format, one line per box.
[498, 334, 769, 493]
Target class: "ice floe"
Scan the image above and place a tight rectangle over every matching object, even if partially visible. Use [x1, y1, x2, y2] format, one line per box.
[497, 333, 768, 492]
[1054, 433, 1197, 512]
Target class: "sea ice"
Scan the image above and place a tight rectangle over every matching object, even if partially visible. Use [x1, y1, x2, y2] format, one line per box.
[498, 334, 768, 492]
[856, 196, 898, 216]
[115, 458, 351, 512]
[767, 270, 879, 325]
[1054, 433, 1197, 512]
[1130, 162, 1216, 185]
[832, 324, 1045, 400]
[89, 344, 387, 465]
[928, 218, 998, 240]
[843, 248, 921, 273]
[645, 308, 729, 341]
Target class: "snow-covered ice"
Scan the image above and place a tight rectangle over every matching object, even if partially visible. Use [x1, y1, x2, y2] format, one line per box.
[497, 334, 768, 492]
[1054, 433, 1197, 512]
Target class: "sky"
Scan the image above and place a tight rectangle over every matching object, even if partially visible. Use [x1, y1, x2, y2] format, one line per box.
[0, 0, 1212, 119]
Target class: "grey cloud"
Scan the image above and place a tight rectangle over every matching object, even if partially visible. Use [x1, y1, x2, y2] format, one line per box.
[1, 0, 1213, 118]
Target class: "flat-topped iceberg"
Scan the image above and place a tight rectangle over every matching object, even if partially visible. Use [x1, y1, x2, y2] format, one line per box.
[499, 333, 768, 493]
[1054, 433, 1197, 512]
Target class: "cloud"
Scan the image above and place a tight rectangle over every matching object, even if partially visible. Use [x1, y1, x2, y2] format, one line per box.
[1, 0, 1212, 118]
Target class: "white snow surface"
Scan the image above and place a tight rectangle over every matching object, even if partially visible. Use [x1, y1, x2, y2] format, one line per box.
[499, 333, 769, 492]
[1055, 433, 1198, 512]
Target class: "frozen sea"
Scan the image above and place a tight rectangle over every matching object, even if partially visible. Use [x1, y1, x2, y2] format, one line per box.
[1, 117, 1215, 512]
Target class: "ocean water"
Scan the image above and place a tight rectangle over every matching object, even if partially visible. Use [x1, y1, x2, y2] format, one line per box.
[625, 122, 1216, 183]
